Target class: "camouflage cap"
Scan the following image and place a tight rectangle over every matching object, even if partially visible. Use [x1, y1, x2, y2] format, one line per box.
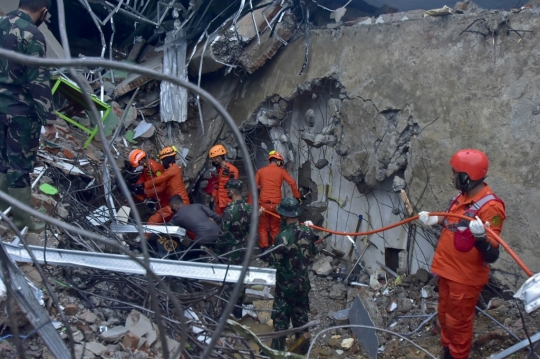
[225, 178, 243, 191]
[276, 197, 302, 217]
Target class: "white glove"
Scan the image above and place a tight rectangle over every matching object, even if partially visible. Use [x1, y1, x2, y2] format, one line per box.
[469, 216, 488, 237]
[418, 211, 439, 226]
[304, 220, 314, 227]
[258, 206, 264, 216]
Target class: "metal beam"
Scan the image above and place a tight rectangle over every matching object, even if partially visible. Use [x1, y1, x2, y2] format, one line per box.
[3, 242, 276, 285]
[489, 332, 540, 359]
[110, 223, 186, 236]
[0, 243, 70, 359]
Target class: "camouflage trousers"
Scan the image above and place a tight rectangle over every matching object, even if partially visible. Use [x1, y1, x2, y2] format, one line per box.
[271, 292, 310, 351]
[0, 114, 41, 188]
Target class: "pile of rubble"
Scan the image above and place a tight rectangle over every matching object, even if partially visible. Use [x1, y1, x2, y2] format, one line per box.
[305, 265, 540, 359]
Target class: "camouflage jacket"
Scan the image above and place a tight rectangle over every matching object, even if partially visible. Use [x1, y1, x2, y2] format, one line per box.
[270, 222, 318, 297]
[0, 10, 56, 125]
[215, 199, 252, 263]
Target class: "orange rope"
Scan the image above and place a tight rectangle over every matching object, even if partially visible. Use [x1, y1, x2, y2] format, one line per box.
[262, 209, 533, 277]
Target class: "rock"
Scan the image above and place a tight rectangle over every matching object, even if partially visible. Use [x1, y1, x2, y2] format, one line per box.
[56, 203, 69, 219]
[100, 326, 129, 343]
[392, 176, 407, 192]
[78, 310, 98, 324]
[396, 298, 414, 313]
[122, 332, 140, 351]
[125, 310, 157, 348]
[239, 12, 296, 74]
[85, 341, 107, 356]
[301, 132, 338, 148]
[314, 159, 329, 169]
[328, 283, 347, 300]
[73, 330, 84, 343]
[74, 344, 95, 359]
[318, 347, 334, 356]
[328, 337, 341, 348]
[313, 256, 333, 276]
[64, 304, 78, 316]
[415, 268, 430, 284]
[305, 109, 315, 127]
[341, 338, 355, 349]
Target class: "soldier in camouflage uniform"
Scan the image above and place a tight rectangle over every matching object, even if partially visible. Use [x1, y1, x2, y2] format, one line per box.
[269, 197, 318, 351]
[0, 0, 57, 232]
[215, 178, 251, 319]
[215, 178, 252, 265]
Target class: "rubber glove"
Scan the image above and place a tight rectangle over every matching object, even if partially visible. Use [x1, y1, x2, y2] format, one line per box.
[304, 220, 314, 227]
[418, 211, 439, 226]
[469, 216, 488, 238]
[258, 206, 265, 216]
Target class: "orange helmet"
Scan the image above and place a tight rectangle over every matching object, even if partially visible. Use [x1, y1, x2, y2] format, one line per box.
[129, 149, 146, 167]
[268, 150, 284, 162]
[159, 146, 178, 160]
[209, 144, 227, 159]
[449, 149, 488, 180]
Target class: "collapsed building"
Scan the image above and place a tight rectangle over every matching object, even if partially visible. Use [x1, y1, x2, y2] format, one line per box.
[0, 0, 540, 358]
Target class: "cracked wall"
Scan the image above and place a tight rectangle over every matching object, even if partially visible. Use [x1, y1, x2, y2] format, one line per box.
[219, 9, 540, 287]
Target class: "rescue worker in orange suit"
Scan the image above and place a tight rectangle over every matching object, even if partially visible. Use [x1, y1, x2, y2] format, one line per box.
[419, 149, 505, 359]
[253, 151, 301, 251]
[128, 149, 167, 208]
[140, 146, 191, 225]
[208, 144, 239, 216]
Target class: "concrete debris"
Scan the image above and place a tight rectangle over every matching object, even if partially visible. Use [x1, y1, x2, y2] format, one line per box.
[115, 54, 163, 96]
[78, 310, 99, 324]
[313, 256, 334, 276]
[328, 283, 347, 300]
[240, 11, 297, 74]
[314, 159, 329, 169]
[305, 109, 316, 127]
[100, 326, 129, 343]
[301, 131, 337, 148]
[341, 337, 354, 349]
[125, 310, 158, 348]
[85, 341, 107, 356]
[132, 120, 156, 139]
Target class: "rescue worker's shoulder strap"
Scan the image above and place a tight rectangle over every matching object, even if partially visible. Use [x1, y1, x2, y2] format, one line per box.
[465, 193, 505, 217]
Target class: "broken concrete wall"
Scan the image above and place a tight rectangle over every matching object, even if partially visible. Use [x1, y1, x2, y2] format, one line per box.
[221, 9, 540, 287]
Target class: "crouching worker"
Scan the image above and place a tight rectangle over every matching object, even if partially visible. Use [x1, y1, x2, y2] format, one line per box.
[168, 195, 221, 254]
[269, 198, 318, 352]
[126, 149, 166, 210]
[143, 146, 190, 225]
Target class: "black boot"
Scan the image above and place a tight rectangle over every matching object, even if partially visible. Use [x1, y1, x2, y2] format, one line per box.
[443, 347, 453, 359]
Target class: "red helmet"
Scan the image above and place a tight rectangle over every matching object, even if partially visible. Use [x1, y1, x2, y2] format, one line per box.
[129, 149, 146, 167]
[449, 149, 488, 180]
[268, 150, 284, 162]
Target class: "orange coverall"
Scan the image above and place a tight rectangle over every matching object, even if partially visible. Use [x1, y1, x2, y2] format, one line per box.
[431, 184, 505, 359]
[254, 162, 300, 248]
[212, 162, 239, 215]
[136, 159, 167, 207]
[145, 163, 190, 225]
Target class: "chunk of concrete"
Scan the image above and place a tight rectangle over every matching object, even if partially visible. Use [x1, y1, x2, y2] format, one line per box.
[125, 310, 157, 348]
[78, 310, 98, 324]
[328, 283, 347, 300]
[100, 326, 129, 343]
[85, 341, 107, 356]
[239, 12, 297, 74]
[313, 256, 333, 276]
